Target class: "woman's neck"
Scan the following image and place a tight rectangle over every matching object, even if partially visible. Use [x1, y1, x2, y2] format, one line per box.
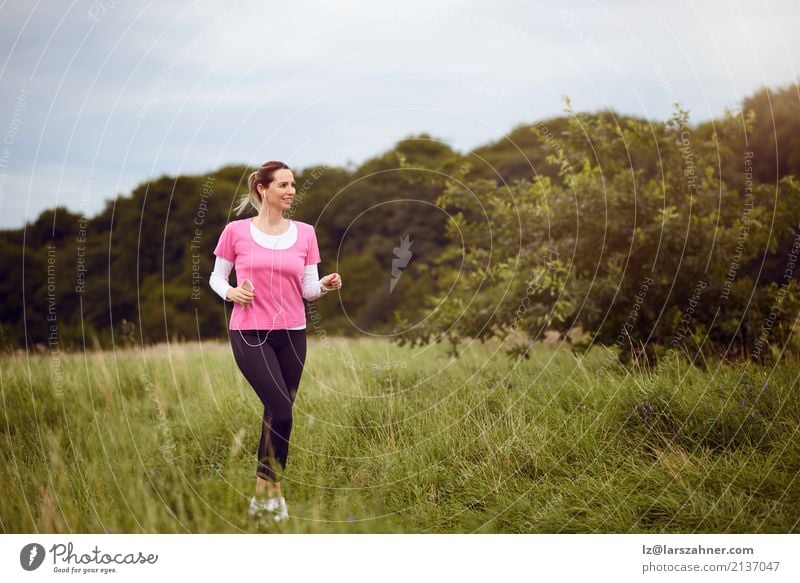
[257, 207, 285, 227]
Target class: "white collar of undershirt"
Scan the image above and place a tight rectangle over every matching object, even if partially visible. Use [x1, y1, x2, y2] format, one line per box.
[250, 219, 297, 250]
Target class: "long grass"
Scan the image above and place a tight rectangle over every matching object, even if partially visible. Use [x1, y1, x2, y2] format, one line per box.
[1, 337, 798, 533]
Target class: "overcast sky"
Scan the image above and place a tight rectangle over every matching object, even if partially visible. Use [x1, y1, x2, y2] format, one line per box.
[0, 0, 797, 229]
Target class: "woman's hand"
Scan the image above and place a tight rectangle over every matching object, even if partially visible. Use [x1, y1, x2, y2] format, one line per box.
[320, 273, 342, 291]
[226, 284, 255, 306]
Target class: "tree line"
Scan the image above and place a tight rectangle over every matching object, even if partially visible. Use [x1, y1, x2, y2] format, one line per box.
[1, 83, 798, 364]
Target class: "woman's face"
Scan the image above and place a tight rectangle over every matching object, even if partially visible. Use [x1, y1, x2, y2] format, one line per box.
[257, 169, 296, 211]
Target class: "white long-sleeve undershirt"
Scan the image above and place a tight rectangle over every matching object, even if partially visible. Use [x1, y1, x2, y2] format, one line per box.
[209, 257, 329, 303]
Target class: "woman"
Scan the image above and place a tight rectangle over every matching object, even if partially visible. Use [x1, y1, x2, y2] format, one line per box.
[209, 160, 342, 523]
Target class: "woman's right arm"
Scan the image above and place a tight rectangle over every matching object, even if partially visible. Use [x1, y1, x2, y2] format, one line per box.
[209, 256, 234, 301]
[210, 256, 255, 305]
[210, 226, 254, 305]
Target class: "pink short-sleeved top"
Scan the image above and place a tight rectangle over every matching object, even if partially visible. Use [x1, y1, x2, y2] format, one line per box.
[213, 218, 321, 330]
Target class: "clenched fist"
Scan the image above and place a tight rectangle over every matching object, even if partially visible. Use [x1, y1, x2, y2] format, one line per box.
[320, 273, 342, 291]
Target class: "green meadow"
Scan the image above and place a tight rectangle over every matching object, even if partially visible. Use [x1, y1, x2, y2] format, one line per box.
[1, 338, 798, 533]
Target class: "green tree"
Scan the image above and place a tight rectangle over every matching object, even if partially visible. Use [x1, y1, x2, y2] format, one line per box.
[397, 105, 800, 365]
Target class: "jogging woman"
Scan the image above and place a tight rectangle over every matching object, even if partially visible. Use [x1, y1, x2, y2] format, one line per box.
[209, 160, 342, 523]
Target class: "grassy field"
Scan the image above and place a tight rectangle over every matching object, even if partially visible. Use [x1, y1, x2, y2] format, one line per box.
[1, 336, 798, 533]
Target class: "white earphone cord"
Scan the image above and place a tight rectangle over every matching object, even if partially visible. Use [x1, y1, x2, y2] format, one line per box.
[238, 219, 289, 348]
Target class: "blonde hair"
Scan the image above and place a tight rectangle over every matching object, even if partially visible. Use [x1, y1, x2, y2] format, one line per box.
[234, 160, 291, 215]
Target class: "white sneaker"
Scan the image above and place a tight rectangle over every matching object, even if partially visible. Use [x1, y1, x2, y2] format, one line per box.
[274, 497, 289, 522]
[248, 496, 278, 518]
[248, 496, 288, 523]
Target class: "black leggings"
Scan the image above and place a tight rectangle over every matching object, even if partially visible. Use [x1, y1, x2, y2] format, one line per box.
[229, 329, 307, 482]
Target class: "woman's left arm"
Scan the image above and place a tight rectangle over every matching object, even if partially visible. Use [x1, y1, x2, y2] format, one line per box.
[303, 225, 341, 300]
[301, 264, 329, 301]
